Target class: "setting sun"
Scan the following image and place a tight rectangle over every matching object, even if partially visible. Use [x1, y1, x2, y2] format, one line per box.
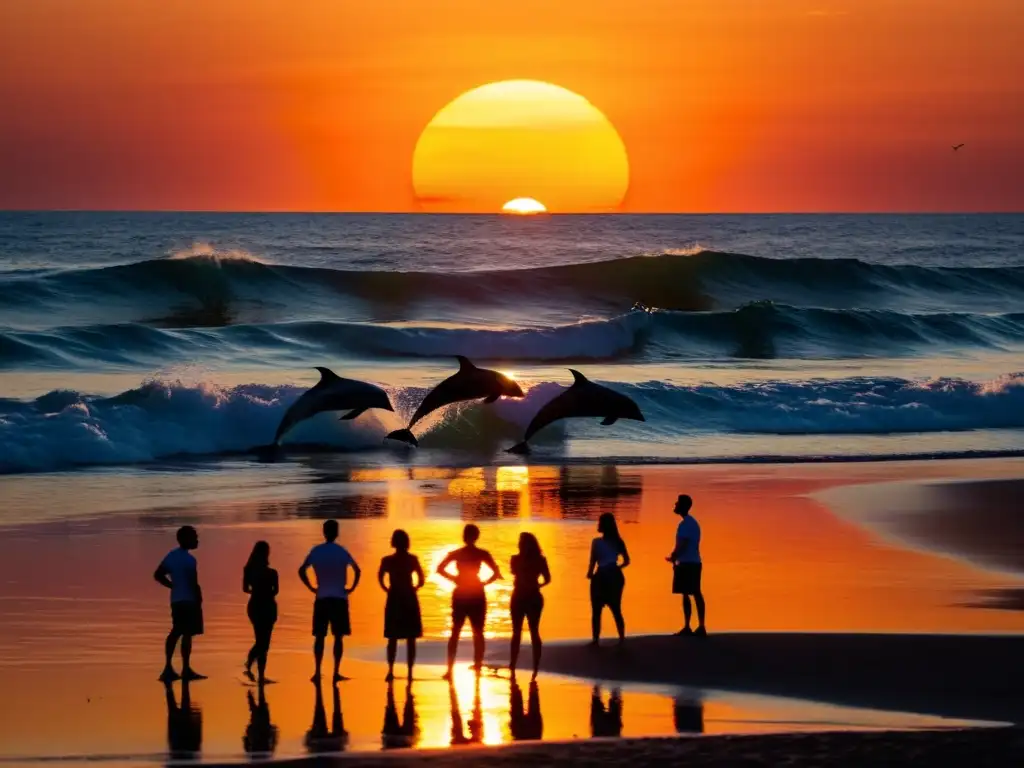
[501, 198, 547, 215]
[413, 80, 629, 213]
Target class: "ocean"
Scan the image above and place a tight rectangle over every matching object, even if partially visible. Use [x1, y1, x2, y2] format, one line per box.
[1, 212, 1023, 474]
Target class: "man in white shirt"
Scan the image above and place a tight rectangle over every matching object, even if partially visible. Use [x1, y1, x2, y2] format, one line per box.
[299, 519, 362, 682]
[154, 525, 206, 681]
[666, 494, 706, 637]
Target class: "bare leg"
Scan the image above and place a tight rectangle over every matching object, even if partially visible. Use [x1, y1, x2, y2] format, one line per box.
[386, 638, 397, 681]
[256, 626, 272, 681]
[180, 635, 205, 679]
[526, 611, 542, 680]
[332, 635, 344, 681]
[471, 620, 485, 673]
[445, 613, 467, 680]
[695, 592, 706, 631]
[590, 601, 602, 644]
[683, 595, 692, 630]
[406, 639, 416, 681]
[509, 613, 524, 677]
[609, 599, 625, 641]
[162, 630, 181, 679]
[312, 635, 325, 681]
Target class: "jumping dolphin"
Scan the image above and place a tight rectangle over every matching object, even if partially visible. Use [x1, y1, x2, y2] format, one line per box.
[385, 356, 524, 447]
[272, 367, 394, 446]
[508, 369, 644, 454]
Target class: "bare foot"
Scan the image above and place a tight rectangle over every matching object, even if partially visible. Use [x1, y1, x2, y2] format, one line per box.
[385, 671, 394, 683]
[181, 668, 207, 681]
[258, 677, 277, 686]
[442, 671, 453, 682]
[243, 668, 256, 683]
[159, 667, 180, 682]
[333, 673, 350, 683]
[310, 672, 321, 683]
[531, 670, 538, 682]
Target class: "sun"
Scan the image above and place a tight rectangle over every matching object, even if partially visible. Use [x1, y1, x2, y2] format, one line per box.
[413, 80, 629, 213]
[502, 198, 546, 215]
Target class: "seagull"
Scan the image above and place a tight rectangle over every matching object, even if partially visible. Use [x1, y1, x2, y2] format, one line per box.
[952, 143, 965, 151]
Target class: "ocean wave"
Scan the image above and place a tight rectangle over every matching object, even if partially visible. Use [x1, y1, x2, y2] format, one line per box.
[4, 249, 1024, 328]
[2, 373, 1022, 474]
[4, 303, 1024, 370]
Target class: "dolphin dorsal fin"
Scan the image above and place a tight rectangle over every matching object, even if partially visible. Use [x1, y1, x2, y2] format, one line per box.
[568, 369, 589, 386]
[456, 355, 476, 372]
[314, 366, 342, 384]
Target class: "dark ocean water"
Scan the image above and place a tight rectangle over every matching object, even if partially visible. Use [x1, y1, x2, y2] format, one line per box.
[1, 213, 1023, 473]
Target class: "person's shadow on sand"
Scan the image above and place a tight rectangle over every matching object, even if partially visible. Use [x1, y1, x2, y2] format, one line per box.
[304, 682, 348, 754]
[509, 680, 543, 741]
[672, 693, 705, 734]
[243, 685, 279, 760]
[165, 679, 202, 761]
[381, 681, 419, 749]
[448, 678, 483, 746]
[590, 684, 623, 738]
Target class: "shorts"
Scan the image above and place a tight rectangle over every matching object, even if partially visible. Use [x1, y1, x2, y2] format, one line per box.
[590, 567, 625, 608]
[451, 594, 486, 632]
[312, 597, 351, 637]
[510, 591, 544, 625]
[672, 563, 703, 595]
[384, 589, 423, 640]
[171, 600, 204, 636]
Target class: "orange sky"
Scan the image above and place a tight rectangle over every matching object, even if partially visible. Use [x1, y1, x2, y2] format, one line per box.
[1, 0, 1022, 212]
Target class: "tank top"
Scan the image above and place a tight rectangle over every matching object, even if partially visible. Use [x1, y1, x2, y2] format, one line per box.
[592, 537, 622, 569]
[246, 566, 277, 605]
[511, 554, 547, 596]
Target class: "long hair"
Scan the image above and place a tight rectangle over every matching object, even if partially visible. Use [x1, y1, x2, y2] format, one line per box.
[597, 513, 624, 552]
[245, 540, 270, 577]
[518, 532, 542, 562]
[391, 528, 411, 553]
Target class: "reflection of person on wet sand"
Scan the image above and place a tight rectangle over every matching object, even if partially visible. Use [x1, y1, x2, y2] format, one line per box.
[243, 686, 278, 758]
[378, 529, 425, 682]
[165, 679, 202, 761]
[437, 524, 503, 679]
[672, 694, 705, 734]
[448, 677, 484, 746]
[589, 685, 623, 738]
[509, 532, 551, 681]
[381, 680, 419, 750]
[304, 681, 348, 754]
[509, 680, 543, 741]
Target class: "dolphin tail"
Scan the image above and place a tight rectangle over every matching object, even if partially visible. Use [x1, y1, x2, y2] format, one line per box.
[385, 429, 419, 447]
[507, 441, 531, 455]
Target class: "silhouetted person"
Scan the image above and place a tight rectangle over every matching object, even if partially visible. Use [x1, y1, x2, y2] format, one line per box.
[243, 541, 279, 684]
[378, 529, 425, 682]
[586, 513, 629, 646]
[299, 519, 361, 682]
[243, 685, 279, 759]
[381, 681, 419, 750]
[589, 685, 623, 738]
[448, 676, 483, 746]
[154, 525, 205, 681]
[667, 494, 706, 636]
[304, 681, 347, 754]
[672, 694, 705, 734]
[509, 532, 551, 681]
[509, 680, 543, 741]
[165, 679, 202, 761]
[437, 524, 502, 679]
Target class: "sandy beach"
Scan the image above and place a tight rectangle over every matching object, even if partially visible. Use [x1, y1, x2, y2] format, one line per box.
[1, 459, 1023, 764]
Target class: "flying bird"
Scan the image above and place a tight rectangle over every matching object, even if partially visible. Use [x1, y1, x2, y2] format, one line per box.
[952, 143, 965, 151]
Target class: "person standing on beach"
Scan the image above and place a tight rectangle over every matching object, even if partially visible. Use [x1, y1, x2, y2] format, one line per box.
[243, 540, 279, 684]
[667, 494, 706, 636]
[587, 512, 629, 646]
[299, 519, 361, 682]
[437, 524, 503, 679]
[154, 525, 206, 682]
[509, 532, 551, 681]
[377, 529, 425, 682]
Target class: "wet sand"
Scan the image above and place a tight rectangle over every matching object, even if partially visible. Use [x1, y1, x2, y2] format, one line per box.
[1, 459, 1023, 763]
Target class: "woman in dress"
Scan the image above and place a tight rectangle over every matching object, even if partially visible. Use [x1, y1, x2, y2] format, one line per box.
[378, 529, 425, 682]
[586, 512, 629, 646]
[508, 532, 551, 681]
[243, 540, 279, 684]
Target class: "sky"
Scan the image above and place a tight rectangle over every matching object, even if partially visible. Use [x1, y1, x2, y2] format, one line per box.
[1, 0, 1022, 212]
